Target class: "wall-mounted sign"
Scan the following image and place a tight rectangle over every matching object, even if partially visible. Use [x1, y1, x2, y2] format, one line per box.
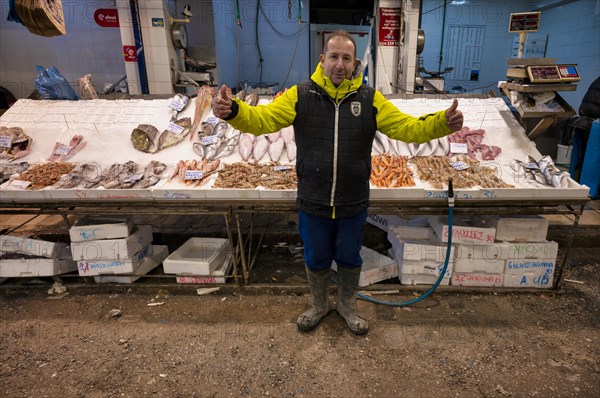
[123, 46, 137, 62]
[94, 8, 119, 28]
[378, 7, 400, 46]
[152, 18, 164, 27]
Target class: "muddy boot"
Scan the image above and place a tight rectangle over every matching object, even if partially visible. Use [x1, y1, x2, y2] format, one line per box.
[297, 267, 330, 332]
[336, 266, 369, 335]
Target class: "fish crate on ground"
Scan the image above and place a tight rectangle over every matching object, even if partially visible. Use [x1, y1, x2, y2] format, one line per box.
[69, 216, 134, 242]
[163, 237, 229, 275]
[331, 246, 398, 287]
[176, 253, 233, 284]
[0, 235, 75, 277]
[93, 245, 169, 284]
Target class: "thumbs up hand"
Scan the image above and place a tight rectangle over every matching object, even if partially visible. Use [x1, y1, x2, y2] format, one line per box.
[212, 84, 233, 119]
[445, 99, 463, 132]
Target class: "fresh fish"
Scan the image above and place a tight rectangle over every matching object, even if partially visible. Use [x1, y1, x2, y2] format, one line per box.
[285, 141, 297, 162]
[252, 135, 270, 161]
[212, 121, 229, 138]
[539, 155, 567, 188]
[280, 126, 295, 144]
[225, 128, 241, 140]
[190, 86, 214, 140]
[239, 134, 254, 161]
[169, 93, 190, 121]
[193, 142, 206, 159]
[268, 137, 285, 162]
[245, 91, 258, 106]
[0, 161, 29, 184]
[131, 124, 160, 153]
[157, 117, 192, 151]
[234, 89, 246, 101]
[0, 127, 33, 162]
[199, 121, 214, 138]
[266, 131, 281, 142]
[375, 131, 390, 154]
[215, 143, 236, 159]
[137, 160, 167, 188]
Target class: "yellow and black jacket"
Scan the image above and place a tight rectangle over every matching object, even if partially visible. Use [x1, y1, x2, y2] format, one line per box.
[224, 63, 453, 218]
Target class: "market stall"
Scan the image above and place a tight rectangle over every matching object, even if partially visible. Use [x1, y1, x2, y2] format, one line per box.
[0, 95, 590, 288]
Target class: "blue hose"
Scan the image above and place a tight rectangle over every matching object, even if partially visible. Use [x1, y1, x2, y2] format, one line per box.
[355, 179, 455, 307]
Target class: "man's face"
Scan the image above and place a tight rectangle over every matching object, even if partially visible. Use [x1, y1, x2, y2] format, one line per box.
[320, 36, 357, 86]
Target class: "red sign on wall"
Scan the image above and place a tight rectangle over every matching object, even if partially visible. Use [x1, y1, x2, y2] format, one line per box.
[123, 46, 137, 62]
[94, 8, 119, 27]
[378, 7, 400, 46]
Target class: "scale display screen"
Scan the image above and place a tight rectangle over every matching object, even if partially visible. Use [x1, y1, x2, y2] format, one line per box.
[527, 65, 580, 83]
[509, 12, 541, 32]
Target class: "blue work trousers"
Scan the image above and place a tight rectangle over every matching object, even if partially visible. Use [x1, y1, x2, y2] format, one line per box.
[298, 209, 368, 272]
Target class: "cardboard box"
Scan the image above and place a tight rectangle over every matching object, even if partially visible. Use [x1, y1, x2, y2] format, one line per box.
[69, 216, 133, 242]
[451, 272, 503, 287]
[163, 237, 229, 275]
[70, 225, 153, 261]
[429, 215, 496, 245]
[0, 235, 71, 259]
[331, 246, 398, 287]
[77, 244, 152, 276]
[480, 215, 549, 242]
[93, 245, 168, 284]
[0, 256, 77, 277]
[176, 253, 233, 284]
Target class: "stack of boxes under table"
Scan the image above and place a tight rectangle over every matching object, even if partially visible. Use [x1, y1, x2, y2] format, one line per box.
[69, 216, 169, 283]
[0, 235, 76, 278]
[163, 237, 232, 284]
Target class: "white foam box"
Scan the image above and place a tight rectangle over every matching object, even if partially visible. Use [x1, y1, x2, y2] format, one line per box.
[163, 237, 229, 275]
[399, 259, 453, 278]
[77, 244, 152, 276]
[429, 215, 496, 245]
[93, 245, 169, 284]
[388, 232, 455, 264]
[400, 273, 451, 286]
[480, 215, 549, 242]
[70, 225, 153, 261]
[453, 243, 505, 274]
[69, 216, 133, 242]
[366, 214, 405, 232]
[0, 235, 71, 259]
[0, 256, 77, 277]
[451, 272, 504, 287]
[503, 264, 554, 289]
[497, 241, 558, 261]
[331, 246, 398, 287]
[176, 253, 233, 284]
[387, 224, 435, 241]
[504, 258, 556, 275]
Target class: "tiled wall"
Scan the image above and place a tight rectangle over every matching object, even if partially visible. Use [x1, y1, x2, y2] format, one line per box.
[0, 0, 124, 99]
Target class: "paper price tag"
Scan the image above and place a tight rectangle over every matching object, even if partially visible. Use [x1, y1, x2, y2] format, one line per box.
[170, 100, 185, 112]
[184, 170, 204, 180]
[54, 145, 71, 155]
[206, 117, 218, 124]
[201, 135, 218, 145]
[523, 162, 540, 170]
[450, 142, 468, 154]
[274, 165, 291, 171]
[123, 173, 144, 184]
[450, 161, 470, 171]
[7, 179, 31, 190]
[0, 135, 11, 148]
[167, 123, 185, 135]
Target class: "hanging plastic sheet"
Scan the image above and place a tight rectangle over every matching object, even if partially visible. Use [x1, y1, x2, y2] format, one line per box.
[34, 65, 78, 100]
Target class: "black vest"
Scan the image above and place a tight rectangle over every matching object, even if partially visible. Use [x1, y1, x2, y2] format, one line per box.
[294, 81, 376, 209]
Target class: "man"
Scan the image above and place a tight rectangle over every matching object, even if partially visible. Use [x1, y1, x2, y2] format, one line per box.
[212, 30, 463, 335]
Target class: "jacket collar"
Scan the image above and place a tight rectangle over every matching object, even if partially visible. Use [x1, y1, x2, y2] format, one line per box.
[310, 63, 363, 102]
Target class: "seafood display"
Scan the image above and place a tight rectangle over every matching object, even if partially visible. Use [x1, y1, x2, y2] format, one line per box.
[214, 162, 296, 190]
[370, 155, 415, 188]
[168, 159, 221, 186]
[0, 162, 30, 184]
[12, 162, 75, 190]
[131, 117, 191, 153]
[190, 86, 215, 140]
[512, 155, 567, 188]
[0, 126, 33, 161]
[193, 119, 241, 160]
[448, 127, 501, 160]
[51, 160, 167, 189]
[410, 156, 513, 189]
[48, 134, 86, 162]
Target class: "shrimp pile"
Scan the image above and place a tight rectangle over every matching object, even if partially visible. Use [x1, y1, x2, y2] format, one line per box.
[370, 155, 415, 188]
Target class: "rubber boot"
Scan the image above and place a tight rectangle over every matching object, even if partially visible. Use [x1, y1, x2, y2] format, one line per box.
[336, 266, 369, 335]
[297, 267, 331, 332]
